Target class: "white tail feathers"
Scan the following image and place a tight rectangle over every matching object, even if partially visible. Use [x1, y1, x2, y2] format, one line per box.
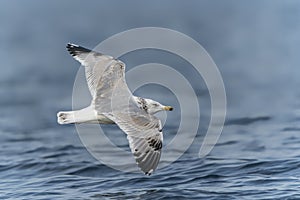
[57, 106, 114, 124]
[57, 107, 97, 124]
[57, 111, 76, 124]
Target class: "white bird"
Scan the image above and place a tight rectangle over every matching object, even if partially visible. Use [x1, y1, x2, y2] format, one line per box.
[57, 43, 173, 175]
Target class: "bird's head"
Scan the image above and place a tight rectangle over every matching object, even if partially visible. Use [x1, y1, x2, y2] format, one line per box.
[144, 98, 173, 115]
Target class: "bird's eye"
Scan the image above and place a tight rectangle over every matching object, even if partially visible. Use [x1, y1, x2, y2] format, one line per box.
[154, 103, 159, 106]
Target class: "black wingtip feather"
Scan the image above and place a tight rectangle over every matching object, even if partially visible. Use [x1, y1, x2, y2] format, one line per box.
[66, 43, 91, 57]
[145, 172, 152, 176]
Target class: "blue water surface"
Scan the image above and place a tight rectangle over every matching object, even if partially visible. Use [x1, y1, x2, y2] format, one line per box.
[0, 0, 300, 199]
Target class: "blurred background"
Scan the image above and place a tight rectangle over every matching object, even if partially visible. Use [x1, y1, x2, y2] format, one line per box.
[0, 0, 299, 199]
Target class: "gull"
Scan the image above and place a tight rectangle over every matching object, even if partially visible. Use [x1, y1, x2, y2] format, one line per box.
[57, 43, 173, 175]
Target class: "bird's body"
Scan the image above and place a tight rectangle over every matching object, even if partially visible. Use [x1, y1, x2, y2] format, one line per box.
[58, 96, 171, 124]
[57, 43, 172, 175]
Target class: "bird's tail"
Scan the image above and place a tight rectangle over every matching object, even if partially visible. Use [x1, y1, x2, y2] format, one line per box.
[57, 111, 76, 124]
[57, 106, 97, 124]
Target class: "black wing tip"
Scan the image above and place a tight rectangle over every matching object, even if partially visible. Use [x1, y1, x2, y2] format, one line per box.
[144, 168, 155, 176]
[66, 43, 91, 57]
[145, 172, 152, 176]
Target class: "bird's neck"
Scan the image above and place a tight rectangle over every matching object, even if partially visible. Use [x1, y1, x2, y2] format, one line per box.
[133, 96, 148, 112]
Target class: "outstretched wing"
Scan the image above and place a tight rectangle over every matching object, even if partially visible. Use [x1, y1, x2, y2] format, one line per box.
[66, 43, 125, 112]
[104, 112, 163, 175]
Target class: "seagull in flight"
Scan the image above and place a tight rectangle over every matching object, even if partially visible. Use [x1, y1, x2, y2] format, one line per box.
[57, 43, 173, 175]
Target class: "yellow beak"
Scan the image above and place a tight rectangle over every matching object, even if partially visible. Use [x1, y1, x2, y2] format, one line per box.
[163, 106, 173, 111]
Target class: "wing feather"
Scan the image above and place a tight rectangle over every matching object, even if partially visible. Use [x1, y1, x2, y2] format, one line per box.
[66, 43, 125, 108]
[104, 113, 163, 175]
